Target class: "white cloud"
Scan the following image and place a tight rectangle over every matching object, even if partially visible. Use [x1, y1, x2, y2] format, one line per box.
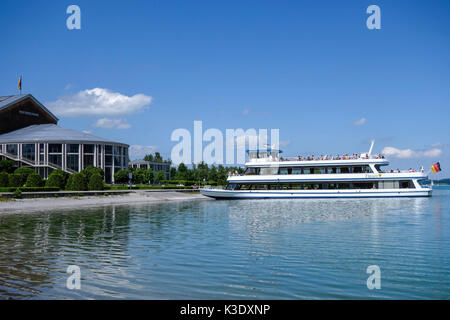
[242, 109, 249, 116]
[129, 145, 159, 159]
[353, 117, 367, 126]
[382, 146, 442, 159]
[93, 118, 131, 130]
[47, 88, 152, 117]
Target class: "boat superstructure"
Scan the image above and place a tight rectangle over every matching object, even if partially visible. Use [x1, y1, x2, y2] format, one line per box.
[200, 143, 432, 199]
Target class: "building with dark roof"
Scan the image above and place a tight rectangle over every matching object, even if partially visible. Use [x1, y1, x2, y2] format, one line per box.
[0, 94, 128, 183]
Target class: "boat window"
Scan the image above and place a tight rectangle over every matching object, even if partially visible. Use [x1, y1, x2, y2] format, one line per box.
[353, 182, 375, 189]
[352, 166, 372, 173]
[328, 167, 337, 174]
[226, 184, 237, 190]
[378, 181, 400, 189]
[303, 168, 311, 174]
[312, 167, 326, 174]
[239, 184, 252, 190]
[292, 168, 302, 174]
[254, 184, 268, 190]
[339, 167, 350, 174]
[245, 167, 260, 175]
[260, 167, 278, 175]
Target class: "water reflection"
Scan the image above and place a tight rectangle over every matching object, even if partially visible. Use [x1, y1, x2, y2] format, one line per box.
[0, 192, 449, 299]
[0, 205, 132, 299]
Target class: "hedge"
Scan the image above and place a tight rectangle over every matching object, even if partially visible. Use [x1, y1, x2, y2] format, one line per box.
[8, 174, 23, 188]
[88, 173, 104, 191]
[0, 172, 8, 187]
[65, 173, 88, 191]
[46, 169, 69, 189]
[25, 172, 43, 187]
[0, 187, 60, 193]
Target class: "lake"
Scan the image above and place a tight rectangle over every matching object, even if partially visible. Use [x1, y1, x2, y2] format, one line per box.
[0, 188, 449, 299]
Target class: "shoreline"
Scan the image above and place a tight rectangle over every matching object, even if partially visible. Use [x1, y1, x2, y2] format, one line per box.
[0, 191, 210, 215]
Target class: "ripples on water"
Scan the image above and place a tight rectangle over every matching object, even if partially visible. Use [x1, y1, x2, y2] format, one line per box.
[0, 189, 449, 299]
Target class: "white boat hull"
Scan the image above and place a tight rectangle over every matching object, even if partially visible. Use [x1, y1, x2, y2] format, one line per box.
[200, 188, 432, 199]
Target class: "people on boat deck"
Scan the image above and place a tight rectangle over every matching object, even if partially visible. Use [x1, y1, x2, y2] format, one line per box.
[280, 153, 385, 161]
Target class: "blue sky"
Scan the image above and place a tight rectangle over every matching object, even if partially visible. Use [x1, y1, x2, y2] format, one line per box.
[0, 0, 449, 177]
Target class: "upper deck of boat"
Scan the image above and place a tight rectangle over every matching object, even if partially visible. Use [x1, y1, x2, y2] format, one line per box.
[246, 154, 389, 167]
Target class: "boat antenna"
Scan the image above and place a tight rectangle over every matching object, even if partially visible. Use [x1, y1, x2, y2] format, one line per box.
[368, 139, 375, 156]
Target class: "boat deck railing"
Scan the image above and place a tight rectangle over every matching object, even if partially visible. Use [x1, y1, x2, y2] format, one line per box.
[278, 154, 385, 161]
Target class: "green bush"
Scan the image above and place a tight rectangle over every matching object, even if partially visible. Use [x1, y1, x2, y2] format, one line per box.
[14, 167, 35, 186]
[66, 173, 88, 191]
[0, 160, 14, 173]
[0, 187, 59, 192]
[8, 174, 23, 187]
[46, 170, 69, 189]
[154, 171, 166, 183]
[88, 173, 104, 191]
[114, 169, 130, 184]
[25, 172, 43, 187]
[81, 166, 105, 181]
[13, 188, 22, 199]
[0, 172, 9, 187]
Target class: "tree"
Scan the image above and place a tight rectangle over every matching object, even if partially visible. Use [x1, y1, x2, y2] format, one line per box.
[0, 160, 14, 173]
[45, 170, 69, 189]
[132, 168, 147, 184]
[143, 154, 154, 162]
[170, 167, 177, 180]
[66, 173, 88, 191]
[175, 163, 189, 180]
[25, 172, 43, 187]
[208, 165, 218, 182]
[154, 171, 166, 183]
[114, 169, 130, 184]
[143, 168, 154, 184]
[81, 166, 104, 181]
[217, 165, 227, 186]
[88, 173, 104, 190]
[154, 152, 163, 163]
[0, 172, 9, 187]
[195, 162, 209, 181]
[14, 167, 35, 186]
[8, 174, 23, 187]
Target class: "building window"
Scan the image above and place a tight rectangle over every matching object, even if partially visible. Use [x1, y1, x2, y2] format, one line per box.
[105, 145, 113, 155]
[22, 144, 35, 161]
[67, 144, 79, 153]
[84, 144, 94, 154]
[67, 154, 79, 171]
[48, 144, 62, 153]
[49, 154, 62, 167]
[6, 144, 18, 156]
[84, 155, 94, 168]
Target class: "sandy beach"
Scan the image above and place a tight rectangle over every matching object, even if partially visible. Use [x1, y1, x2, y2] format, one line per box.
[0, 191, 210, 214]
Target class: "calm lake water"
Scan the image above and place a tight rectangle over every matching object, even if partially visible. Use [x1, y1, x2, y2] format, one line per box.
[1, 188, 449, 299]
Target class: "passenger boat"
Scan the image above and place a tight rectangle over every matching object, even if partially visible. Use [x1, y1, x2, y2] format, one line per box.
[200, 142, 432, 199]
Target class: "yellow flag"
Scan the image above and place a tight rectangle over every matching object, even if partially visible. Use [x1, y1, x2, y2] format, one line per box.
[18, 76, 22, 91]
